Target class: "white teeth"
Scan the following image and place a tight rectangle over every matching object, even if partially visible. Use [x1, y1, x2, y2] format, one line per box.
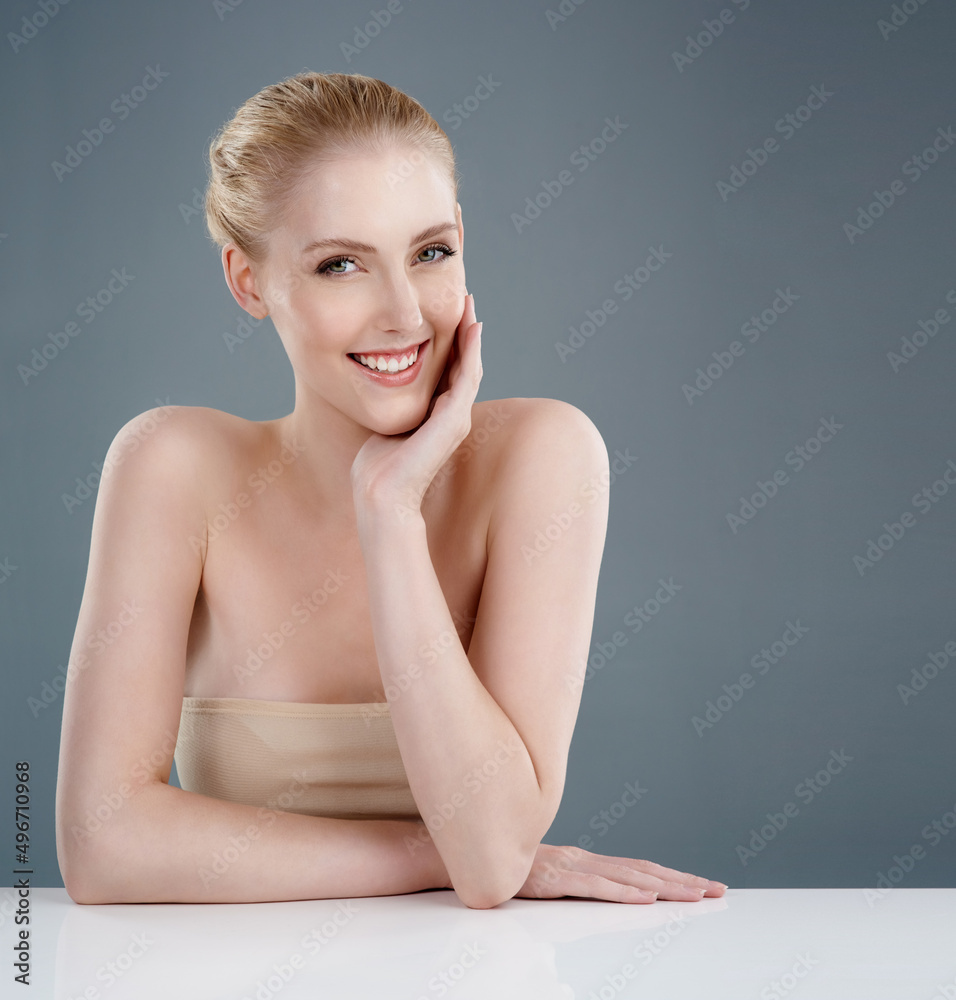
[355, 345, 419, 373]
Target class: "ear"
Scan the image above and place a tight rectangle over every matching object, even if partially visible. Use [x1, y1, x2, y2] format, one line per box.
[222, 244, 270, 319]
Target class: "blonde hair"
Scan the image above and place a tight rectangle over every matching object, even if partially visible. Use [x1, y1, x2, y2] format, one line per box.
[204, 71, 459, 264]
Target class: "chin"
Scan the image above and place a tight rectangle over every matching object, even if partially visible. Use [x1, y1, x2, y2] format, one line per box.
[364, 400, 432, 437]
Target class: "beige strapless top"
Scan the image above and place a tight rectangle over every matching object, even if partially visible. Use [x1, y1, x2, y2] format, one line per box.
[173, 697, 421, 821]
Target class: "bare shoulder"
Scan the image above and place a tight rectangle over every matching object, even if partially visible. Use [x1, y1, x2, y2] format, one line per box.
[100, 404, 261, 543]
[467, 398, 610, 530]
[470, 396, 608, 476]
[109, 402, 250, 455]
[104, 403, 259, 487]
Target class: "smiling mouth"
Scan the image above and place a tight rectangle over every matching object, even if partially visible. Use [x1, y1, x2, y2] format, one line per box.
[347, 341, 425, 374]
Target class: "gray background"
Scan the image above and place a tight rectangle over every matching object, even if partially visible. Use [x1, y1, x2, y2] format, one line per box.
[2, 0, 954, 893]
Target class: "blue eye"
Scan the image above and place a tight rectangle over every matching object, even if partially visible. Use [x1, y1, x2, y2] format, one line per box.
[317, 257, 357, 276]
[417, 243, 456, 264]
[315, 243, 458, 277]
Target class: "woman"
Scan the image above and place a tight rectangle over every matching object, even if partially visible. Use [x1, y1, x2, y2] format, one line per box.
[55, 71, 726, 909]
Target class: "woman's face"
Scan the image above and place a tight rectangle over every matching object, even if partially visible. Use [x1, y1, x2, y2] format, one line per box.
[236, 146, 466, 437]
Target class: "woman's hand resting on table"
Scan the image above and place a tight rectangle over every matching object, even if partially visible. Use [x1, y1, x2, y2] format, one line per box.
[514, 844, 727, 903]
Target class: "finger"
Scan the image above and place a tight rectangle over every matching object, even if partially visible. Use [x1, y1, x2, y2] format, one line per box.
[470, 321, 483, 381]
[454, 293, 476, 358]
[552, 871, 659, 905]
[598, 854, 724, 892]
[456, 322, 483, 401]
[432, 296, 479, 418]
[459, 299, 482, 380]
[583, 860, 708, 902]
[445, 320, 482, 409]
[450, 292, 473, 353]
[432, 330, 457, 399]
[583, 854, 721, 900]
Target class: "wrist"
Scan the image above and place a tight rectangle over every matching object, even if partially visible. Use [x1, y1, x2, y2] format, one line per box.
[354, 493, 427, 536]
[400, 820, 451, 890]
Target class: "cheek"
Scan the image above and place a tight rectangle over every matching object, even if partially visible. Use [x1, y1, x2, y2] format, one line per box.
[287, 294, 362, 351]
[425, 273, 468, 331]
[263, 262, 310, 314]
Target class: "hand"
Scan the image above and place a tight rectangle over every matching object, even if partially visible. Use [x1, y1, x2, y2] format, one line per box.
[350, 291, 482, 520]
[514, 844, 728, 903]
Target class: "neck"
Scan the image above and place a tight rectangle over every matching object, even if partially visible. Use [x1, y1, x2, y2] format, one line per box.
[267, 369, 435, 519]
[270, 403, 374, 523]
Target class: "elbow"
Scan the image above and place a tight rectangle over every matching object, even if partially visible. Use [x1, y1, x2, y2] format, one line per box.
[455, 883, 520, 910]
[57, 807, 129, 905]
[57, 822, 93, 903]
[63, 874, 113, 906]
[59, 845, 115, 905]
[57, 780, 166, 904]
[452, 846, 537, 910]
[448, 792, 558, 909]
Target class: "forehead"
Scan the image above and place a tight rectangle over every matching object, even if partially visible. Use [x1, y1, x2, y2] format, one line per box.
[279, 149, 456, 245]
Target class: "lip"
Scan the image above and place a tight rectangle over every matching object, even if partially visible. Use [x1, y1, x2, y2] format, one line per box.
[347, 340, 428, 386]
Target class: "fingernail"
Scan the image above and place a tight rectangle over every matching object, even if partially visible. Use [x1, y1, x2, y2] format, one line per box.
[477, 322, 483, 338]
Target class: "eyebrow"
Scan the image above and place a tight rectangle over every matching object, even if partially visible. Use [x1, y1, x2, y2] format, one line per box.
[300, 222, 458, 257]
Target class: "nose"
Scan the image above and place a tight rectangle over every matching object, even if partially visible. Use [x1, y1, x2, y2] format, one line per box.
[375, 273, 424, 340]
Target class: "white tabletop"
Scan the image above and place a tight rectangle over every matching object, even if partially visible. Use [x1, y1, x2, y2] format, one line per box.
[6, 887, 955, 999]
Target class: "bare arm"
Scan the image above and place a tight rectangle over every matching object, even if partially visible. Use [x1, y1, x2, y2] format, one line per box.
[55, 406, 449, 904]
[66, 783, 448, 904]
[353, 398, 611, 909]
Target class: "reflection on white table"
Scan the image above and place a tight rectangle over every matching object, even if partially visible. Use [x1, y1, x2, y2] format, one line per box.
[7, 887, 956, 999]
